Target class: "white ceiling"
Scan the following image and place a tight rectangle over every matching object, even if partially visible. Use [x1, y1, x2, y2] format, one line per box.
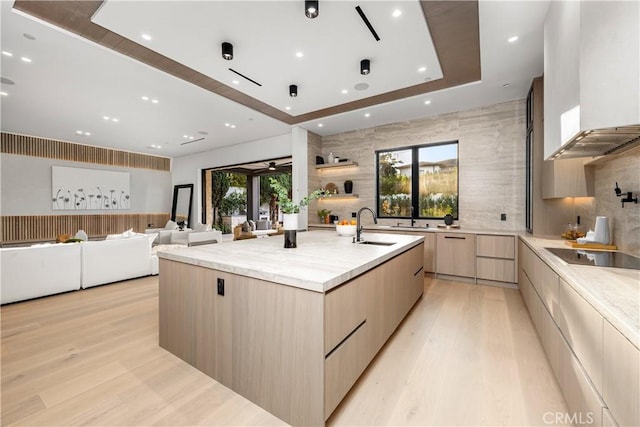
[0, 1, 549, 159]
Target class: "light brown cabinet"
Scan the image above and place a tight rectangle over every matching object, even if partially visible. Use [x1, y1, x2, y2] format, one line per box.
[476, 234, 516, 283]
[436, 232, 475, 278]
[603, 320, 639, 427]
[519, 241, 605, 427]
[160, 241, 424, 426]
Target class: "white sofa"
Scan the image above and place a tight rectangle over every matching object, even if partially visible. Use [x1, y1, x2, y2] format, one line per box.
[81, 236, 156, 288]
[1, 243, 82, 304]
[1, 234, 159, 304]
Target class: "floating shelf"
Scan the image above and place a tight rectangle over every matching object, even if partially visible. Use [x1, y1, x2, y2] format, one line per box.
[320, 194, 359, 200]
[315, 160, 358, 170]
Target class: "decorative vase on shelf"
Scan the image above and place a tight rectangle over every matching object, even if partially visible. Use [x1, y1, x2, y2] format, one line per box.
[444, 214, 453, 226]
[283, 213, 298, 248]
[344, 180, 353, 194]
[328, 152, 334, 163]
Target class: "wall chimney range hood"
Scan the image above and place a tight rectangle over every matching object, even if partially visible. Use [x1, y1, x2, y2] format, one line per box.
[550, 124, 640, 159]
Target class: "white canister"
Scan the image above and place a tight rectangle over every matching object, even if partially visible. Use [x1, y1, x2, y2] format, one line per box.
[593, 216, 610, 244]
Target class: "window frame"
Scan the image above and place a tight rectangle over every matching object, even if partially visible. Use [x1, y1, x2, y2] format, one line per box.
[376, 140, 459, 220]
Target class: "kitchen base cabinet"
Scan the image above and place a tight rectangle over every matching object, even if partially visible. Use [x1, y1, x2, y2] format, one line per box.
[603, 320, 639, 427]
[519, 238, 638, 427]
[436, 233, 475, 278]
[476, 234, 516, 284]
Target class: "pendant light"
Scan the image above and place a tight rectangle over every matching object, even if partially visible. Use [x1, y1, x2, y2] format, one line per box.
[305, 0, 319, 18]
[289, 84, 298, 97]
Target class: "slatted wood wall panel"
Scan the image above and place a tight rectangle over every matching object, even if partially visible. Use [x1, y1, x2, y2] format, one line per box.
[1, 133, 171, 171]
[1, 213, 170, 244]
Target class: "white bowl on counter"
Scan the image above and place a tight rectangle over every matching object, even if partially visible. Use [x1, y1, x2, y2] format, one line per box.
[336, 224, 357, 236]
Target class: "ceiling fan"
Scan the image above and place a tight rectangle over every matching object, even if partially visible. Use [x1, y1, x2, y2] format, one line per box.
[254, 160, 292, 174]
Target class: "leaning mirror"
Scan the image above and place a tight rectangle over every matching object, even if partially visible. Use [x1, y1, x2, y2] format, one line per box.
[172, 184, 193, 228]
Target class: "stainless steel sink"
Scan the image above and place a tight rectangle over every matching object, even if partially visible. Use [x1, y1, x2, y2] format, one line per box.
[357, 241, 396, 246]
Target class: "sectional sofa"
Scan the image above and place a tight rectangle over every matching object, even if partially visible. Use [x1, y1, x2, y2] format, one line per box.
[1, 233, 159, 304]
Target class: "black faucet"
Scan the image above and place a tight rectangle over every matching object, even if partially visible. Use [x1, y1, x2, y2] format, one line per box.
[410, 206, 416, 227]
[355, 207, 377, 242]
[621, 191, 638, 208]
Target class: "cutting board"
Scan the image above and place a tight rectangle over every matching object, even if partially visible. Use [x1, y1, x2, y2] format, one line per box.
[565, 240, 618, 250]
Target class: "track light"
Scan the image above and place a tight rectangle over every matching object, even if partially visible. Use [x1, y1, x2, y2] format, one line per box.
[222, 42, 233, 60]
[268, 162, 276, 171]
[360, 59, 370, 75]
[289, 84, 298, 97]
[305, 0, 319, 18]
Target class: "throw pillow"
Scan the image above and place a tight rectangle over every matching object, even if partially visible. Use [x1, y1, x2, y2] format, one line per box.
[193, 222, 210, 232]
[164, 220, 178, 230]
[242, 221, 251, 232]
[248, 220, 256, 231]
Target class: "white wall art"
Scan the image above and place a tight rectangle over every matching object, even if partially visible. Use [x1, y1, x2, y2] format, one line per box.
[52, 166, 131, 210]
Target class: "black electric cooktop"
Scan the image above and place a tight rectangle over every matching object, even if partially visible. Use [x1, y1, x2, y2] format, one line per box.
[545, 247, 640, 270]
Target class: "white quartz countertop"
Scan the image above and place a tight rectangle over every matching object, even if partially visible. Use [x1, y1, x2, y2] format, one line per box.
[520, 235, 640, 349]
[157, 231, 424, 293]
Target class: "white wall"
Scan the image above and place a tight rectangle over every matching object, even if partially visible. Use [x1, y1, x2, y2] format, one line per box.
[171, 132, 293, 224]
[0, 153, 171, 215]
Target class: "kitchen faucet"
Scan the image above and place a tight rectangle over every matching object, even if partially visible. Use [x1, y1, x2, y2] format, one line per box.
[355, 207, 377, 242]
[410, 206, 416, 227]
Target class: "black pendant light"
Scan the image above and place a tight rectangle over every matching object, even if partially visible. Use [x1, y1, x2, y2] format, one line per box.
[305, 0, 319, 18]
[289, 84, 298, 97]
[221, 42, 233, 60]
[268, 162, 276, 171]
[360, 59, 370, 75]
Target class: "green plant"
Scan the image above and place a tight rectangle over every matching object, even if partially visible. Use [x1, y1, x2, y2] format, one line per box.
[317, 208, 331, 219]
[211, 171, 231, 229]
[221, 190, 247, 215]
[269, 177, 323, 214]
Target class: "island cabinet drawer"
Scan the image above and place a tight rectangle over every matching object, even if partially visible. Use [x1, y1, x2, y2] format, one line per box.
[324, 321, 369, 419]
[476, 235, 515, 259]
[603, 320, 640, 427]
[324, 271, 367, 355]
[476, 258, 515, 283]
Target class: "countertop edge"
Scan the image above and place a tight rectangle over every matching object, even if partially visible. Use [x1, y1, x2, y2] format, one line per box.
[158, 232, 424, 293]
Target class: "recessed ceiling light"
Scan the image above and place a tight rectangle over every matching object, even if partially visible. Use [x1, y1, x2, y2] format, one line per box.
[424, 100, 431, 105]
[151, 99, 159, 104]
[232, 80, 239, 85]
[84, 132, 91, 136]
[20, 57, 32, 63]
[224, 123, 230, 127]
[141, 96, 149, 101]
[183, 135, 189, 138]
[1, 51, 13, 57]
[230, 125, 236, 129]
[392, 9, 402, 18]
[285, 106, 291, 111]
[103, 116, 110, 120]
[296, 51, 304, 58]
[341, 89, 348, 95]
[76, 130, 83, 135]
[364, 113, 371, 118]
[418, 66, 427, 73]
[112, 118, 119, 122]
[508, 36, 519, 43]
[318, 123, 323, 127]
[141, 33, 152, 41]
[0, 91, 7, 96]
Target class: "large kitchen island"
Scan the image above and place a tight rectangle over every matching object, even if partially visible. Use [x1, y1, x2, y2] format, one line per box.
[158, 231, 425, 426]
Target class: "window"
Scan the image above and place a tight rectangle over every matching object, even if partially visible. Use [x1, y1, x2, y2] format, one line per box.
[377, 141, 458, 219]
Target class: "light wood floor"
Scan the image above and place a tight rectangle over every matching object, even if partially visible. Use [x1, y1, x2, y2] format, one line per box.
[1, 276, 568, 426]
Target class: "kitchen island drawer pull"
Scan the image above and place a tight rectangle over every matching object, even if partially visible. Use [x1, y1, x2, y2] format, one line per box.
[444, 236, 466, 240]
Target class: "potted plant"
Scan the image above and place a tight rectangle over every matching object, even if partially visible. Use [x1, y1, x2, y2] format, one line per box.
[317, 208, 332, 224]
[269, 177, 323, 248]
